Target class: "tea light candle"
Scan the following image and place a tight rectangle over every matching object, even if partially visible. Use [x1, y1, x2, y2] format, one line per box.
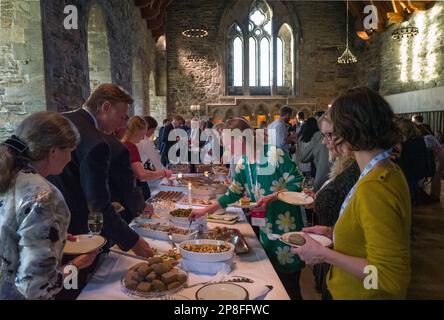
[204, 171, 209, 178]
[188, 182, 192, 207]
[178, 173, 183, 179]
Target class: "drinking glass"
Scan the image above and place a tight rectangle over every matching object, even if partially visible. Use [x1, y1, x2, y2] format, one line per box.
[302, 177, 314, 193]
[302, 177, 315, 226]
[88, 211, 103, 236]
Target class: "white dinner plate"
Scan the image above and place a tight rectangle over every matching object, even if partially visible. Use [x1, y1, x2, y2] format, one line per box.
[277, 191, 314, 206]
[196, 283, 249, 300]
[280, 232, 332, 248]
[63, 234, 107, 255]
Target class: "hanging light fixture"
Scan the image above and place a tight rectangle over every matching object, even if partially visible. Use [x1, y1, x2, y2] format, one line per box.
[391, 10, 419, 40]
[338, 0, 357, 64]
[182, 25, 209, 38]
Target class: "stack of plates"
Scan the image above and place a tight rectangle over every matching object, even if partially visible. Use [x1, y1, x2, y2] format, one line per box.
[207, 210, 239, 225]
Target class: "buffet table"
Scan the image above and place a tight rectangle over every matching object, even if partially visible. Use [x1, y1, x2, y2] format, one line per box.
[77, 180, 290, 300]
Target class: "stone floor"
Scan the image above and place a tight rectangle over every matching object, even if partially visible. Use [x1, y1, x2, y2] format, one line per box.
[300, 181, 444, 300]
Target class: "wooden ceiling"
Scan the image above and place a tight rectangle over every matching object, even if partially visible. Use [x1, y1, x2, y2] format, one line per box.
[135, 0, 436, 40]
[348, 1, 436, 40]
[134, 0, 174, 39]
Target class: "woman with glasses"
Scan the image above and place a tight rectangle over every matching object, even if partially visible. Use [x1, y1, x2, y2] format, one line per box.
[292, 87, 411, 299]
[302, 113, 360, 298]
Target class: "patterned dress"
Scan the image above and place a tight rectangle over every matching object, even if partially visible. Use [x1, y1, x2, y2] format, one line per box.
[0, 167, 70, 300]
[218, 145, 304, 273]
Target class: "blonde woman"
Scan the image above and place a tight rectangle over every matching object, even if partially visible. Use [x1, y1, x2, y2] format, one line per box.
[122, 116, 172, 187]
[302, 113, 360, 298]
[305, 113, 360, 226]
[0, 112, 98, 300]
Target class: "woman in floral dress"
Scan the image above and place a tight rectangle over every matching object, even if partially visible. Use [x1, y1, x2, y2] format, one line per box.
[191, 118, 304, 299]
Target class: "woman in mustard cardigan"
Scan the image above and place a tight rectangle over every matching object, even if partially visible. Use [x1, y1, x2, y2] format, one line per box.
[292, 87, 411, 299]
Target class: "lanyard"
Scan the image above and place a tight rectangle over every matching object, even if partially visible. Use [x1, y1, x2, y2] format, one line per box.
[338, 149, 392, 219]
[246, 157, 259, 202]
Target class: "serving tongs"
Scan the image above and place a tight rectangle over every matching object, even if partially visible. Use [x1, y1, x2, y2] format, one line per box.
[184, 276, 254, 289]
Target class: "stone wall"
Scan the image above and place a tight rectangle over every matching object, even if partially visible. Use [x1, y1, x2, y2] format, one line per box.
[357, 2, 444, 96]
[0, 0, 46, 141]
[40, 0, 156, 115]
[165, 0, 359, 118]
[166, 0, 227, 117]
[149, 36, 167, 122]
[88, 3, 112, 91]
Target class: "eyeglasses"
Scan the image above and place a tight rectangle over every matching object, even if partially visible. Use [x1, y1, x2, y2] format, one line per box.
[320, 132, 335, 141]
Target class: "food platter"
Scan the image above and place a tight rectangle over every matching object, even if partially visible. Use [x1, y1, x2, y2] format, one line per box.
[201, 227, 249, 254]
[132, 222, 198, 243]
[152, 191, 184, 202]
[177, 195, 215, 207]
[178, 239, 235, 262]
[121, 259, 188, 299]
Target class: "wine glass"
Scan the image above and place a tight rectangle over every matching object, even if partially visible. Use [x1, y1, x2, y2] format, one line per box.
[88, 211, 103, 236]
[302, 177, 315, 226]
[302, 177, 314, 194]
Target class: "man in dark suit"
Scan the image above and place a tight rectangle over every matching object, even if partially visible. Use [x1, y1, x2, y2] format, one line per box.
[160, 115, 185, 166]
[105, 131, 146, 224]
[157, 118, 170, 151]
[48, 84, 154, 257]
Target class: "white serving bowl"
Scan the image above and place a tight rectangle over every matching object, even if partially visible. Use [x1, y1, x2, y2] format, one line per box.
[178, 239, 235, 263]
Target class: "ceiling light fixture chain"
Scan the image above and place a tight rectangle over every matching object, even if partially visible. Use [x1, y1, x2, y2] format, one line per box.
[338, 0, 358, 64]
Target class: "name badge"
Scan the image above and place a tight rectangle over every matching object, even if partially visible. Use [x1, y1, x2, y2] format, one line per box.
[250, 206, 266, 227]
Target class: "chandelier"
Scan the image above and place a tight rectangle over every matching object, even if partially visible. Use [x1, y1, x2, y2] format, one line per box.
[338, 0, 357, 64]
[182, 26, 208, 38]
[392, 21, 419, 40]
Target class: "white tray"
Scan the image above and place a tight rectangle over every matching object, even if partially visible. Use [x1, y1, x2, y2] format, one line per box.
[132, 224, 198, 243]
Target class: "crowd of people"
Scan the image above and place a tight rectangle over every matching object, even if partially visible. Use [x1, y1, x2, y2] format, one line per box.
[0, 83, 443, 300]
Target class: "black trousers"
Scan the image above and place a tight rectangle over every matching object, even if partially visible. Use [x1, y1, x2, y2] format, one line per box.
[276, 270, 302, 300]
[56, 252, 107, 300]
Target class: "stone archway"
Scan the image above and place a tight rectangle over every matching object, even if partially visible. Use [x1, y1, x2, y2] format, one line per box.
[87, 3, 111, 92]
[149, 70, 167, 123]
[0, 0, 46, 141]
[132, 56, 144, 116]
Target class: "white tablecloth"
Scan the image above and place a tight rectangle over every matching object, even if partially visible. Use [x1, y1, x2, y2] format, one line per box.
[77, 183, 290, 300]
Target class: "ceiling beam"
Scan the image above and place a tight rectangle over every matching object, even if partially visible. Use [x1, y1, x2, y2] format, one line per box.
[409, 0, 435, 10]
[141, 0, 162, 19]
[134, 0, 152, 7]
